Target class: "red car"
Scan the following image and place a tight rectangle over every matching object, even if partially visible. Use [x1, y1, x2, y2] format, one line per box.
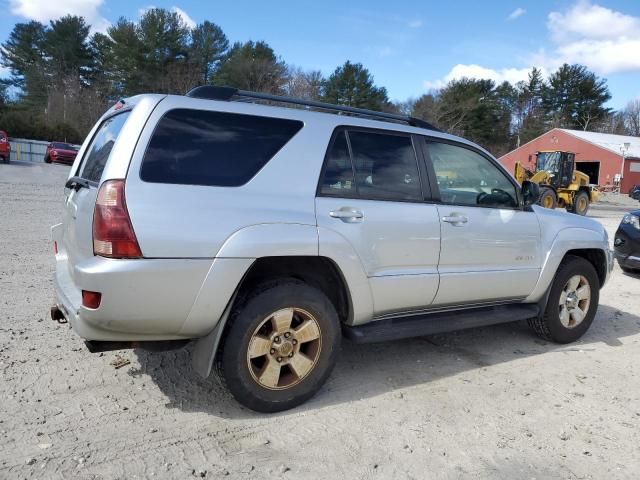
[0, 130, 10, 163]
[45, 142, 79, 165]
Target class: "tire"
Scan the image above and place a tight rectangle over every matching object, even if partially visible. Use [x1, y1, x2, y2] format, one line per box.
[44, 155, 51, 164]
[217, 279, 341, 412]
[528, 255, 599, 343]
[570, 190, 589, 216]
[537, 187, 557, 209]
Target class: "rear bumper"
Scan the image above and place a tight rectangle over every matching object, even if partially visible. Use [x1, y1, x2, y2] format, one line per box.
[53, 248, 253, 341]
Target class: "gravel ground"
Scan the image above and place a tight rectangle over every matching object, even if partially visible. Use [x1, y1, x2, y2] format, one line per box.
[1, 161, 640, 479]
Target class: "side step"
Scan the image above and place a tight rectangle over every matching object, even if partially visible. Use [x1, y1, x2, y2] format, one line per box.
[342, 303, 540, 344]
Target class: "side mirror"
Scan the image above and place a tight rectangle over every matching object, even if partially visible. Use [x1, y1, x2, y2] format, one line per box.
[522, 180, 540, 207]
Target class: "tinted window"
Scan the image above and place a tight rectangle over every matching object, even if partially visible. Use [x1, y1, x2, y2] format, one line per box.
[428, 142, 518, 208]
[52, 142, 77, 150]
[141, 109, 303, 187]
[79, 112, 131, 183]
[349, 131, 421, 201]
[319, 132, 355, 196]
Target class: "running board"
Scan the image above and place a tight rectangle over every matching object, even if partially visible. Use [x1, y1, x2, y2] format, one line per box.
[342, 304, 540, 344]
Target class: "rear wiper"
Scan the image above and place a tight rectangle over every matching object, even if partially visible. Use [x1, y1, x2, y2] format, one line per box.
[65, 176, 91, 191]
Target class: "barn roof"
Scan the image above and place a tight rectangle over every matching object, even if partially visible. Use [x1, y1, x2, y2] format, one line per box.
[560, 129, 640, 159]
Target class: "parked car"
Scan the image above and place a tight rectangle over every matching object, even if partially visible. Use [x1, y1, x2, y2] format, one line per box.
[45, 142, 79, 165]
[630, 185, 640, 201]
[614, 210, 640, 272]
[0, 130, 11, 163]
[51, 87, 613, 412]
[628, 184, 640, 196]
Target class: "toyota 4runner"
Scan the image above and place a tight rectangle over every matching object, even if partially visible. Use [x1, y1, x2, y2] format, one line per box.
[51, 87, 613, 412]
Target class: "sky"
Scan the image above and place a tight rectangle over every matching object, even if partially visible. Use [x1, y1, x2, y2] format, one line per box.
[2, 0, 640, 108]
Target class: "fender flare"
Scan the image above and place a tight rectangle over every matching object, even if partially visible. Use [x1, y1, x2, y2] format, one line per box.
[525, 227, 608, 303]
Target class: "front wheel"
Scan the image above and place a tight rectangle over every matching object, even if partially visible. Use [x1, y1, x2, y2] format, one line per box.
[570, 191, 590, 215]
[528, 256, 599, 343]
[537, 187, 557, 209]
[218, 280, 341, 412]
[44, 155, 51, 164]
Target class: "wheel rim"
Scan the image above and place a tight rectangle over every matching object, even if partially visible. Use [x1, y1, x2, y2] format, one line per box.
[246, 307, 322, 390]
[577, 196, 587, 213]
[558, 275, 591, 329]
[543, 194, 554, 208]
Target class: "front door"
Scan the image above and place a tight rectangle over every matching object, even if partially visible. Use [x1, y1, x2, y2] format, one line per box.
[424, 140, 541, 306]
[315, 128, 441, 316]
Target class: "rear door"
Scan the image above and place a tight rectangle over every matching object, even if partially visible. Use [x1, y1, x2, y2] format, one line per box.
[423, 140, 541, 306]
[316, 128, 441, 316]
[62, 111, 132, 280]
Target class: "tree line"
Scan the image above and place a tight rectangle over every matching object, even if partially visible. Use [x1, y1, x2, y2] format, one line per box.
[0, 8, 638, 155]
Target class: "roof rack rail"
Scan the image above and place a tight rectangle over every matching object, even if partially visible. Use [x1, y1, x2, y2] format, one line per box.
[185, 85, 441, 132]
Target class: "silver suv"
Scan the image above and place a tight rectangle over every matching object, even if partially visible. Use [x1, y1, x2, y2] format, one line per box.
[51, 87, 613, 412]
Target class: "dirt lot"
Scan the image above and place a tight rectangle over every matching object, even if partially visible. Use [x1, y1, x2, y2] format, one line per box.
[1, 161, 640, 479]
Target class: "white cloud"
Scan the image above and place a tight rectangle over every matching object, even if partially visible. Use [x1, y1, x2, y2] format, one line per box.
[423, 1, 640, 92]
[545, 0, 640, 74]
[171, 6, 196, 29]
[10, 0, 110, 32]
[423, 64, 536, 90]
[407, 19, 423, 28]
[508, 8, 526, 20]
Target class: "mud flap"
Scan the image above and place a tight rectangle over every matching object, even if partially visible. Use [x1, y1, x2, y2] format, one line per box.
[191, 293, 236, 378]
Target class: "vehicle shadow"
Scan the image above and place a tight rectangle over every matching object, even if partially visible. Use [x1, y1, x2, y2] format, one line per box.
[131, 304, 639, 418]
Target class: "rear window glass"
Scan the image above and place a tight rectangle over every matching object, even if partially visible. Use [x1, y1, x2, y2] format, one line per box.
[140, 109, 303, 187]
[79, 112, 131, 183]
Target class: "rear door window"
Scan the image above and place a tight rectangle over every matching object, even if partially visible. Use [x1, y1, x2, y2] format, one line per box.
[319, 129, 422, 202]
[78, 112, 131, 183]
[140, 109, 303, 187]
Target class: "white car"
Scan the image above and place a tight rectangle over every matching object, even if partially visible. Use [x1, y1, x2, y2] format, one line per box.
[51, 87, 613, 412]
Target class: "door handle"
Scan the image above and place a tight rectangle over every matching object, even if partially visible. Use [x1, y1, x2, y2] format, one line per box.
[329, 208, 364, 222]
[442, 214, 468, 226]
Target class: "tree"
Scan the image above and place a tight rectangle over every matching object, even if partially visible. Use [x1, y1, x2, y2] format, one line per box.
[190, 21, 228, 85]
[44, 16, 93, 83]
[321, 61, 388, 110]
[512, 67, 546, 145]
[284, 66, 323, 100]
[1, 21, 47, 106]
[542, 64, 611, 130]
[213, 41, 287, 93]
[624, 99, 640, 137]
[411, 93, 441, 125]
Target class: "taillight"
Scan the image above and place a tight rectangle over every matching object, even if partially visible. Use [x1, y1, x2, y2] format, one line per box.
[93, 180, 142, 258]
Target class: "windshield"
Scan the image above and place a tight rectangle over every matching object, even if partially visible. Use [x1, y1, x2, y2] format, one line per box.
[52, 142, 77, 150]
[536, 152, 561, 174]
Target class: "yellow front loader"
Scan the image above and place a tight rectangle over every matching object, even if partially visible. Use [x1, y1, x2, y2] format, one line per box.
[514, 151, 598, 216]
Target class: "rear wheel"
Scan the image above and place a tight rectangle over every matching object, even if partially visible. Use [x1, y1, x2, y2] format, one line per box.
[528, 256, 599, 343]
[537, 187, 557, 209]
[570, 190, 590, 215]
[218, 280, 341, 412]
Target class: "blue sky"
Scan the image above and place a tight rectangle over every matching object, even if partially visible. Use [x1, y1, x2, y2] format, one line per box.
[3, 0, 640, 108]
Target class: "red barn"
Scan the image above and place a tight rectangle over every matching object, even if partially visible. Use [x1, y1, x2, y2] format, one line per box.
[499, 128, 640, 193]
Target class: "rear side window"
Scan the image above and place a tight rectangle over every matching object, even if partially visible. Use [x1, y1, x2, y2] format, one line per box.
[140, 109, 303, 187]
[79, 112, 131, 183]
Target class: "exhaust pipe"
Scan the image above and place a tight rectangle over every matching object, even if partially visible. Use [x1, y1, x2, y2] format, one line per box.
[50, 305, 67, 324]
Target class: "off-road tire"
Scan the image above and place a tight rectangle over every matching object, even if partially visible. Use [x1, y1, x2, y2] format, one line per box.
[217, 279, 340, 412]
[528, 255, 599, 343]
[537, 187, 557, 209]
[570, 190, 590, 216]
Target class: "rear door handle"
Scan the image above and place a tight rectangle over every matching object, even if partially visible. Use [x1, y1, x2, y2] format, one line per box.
[442, 214, 468, 226]
[329, 208, 364, 222]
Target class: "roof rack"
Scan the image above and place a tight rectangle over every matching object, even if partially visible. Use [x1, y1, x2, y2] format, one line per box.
[185, 85, 441, 132]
